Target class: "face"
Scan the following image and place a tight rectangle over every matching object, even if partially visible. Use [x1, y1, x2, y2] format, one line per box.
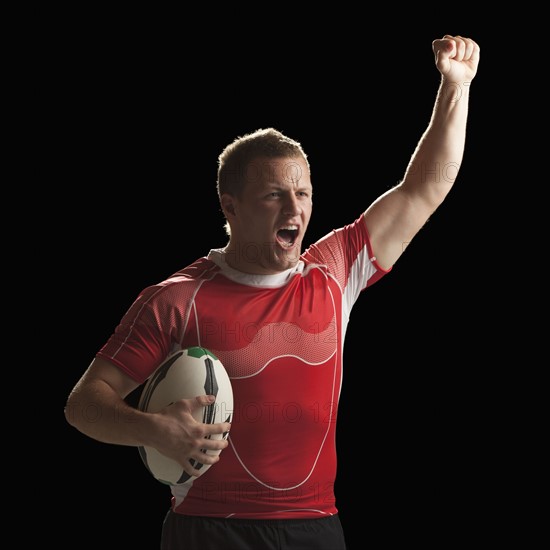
[222, 156, 313, 275]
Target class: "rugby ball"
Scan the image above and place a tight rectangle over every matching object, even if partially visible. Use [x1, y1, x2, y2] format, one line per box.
[137, 347, 233, 486]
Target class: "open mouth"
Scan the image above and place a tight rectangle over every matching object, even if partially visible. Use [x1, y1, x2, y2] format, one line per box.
[276, 226, 299, 248]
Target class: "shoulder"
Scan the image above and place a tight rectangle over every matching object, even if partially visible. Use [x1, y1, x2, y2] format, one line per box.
[132, 256, 222, 309]
[302, 215, 369, 264]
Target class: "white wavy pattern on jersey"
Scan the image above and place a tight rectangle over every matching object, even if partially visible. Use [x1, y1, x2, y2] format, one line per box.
[221, 320, 338, 491]
[216, 320, 337, 379]
[229, 345, 337, 491]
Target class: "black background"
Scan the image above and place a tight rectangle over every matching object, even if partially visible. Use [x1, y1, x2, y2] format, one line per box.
[50, 19, 497, 549]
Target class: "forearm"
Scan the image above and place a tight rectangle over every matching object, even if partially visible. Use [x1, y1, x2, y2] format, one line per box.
[403, 76, 472, 202]
[64, 379, 157, 447]
[364, 73, 475, 269]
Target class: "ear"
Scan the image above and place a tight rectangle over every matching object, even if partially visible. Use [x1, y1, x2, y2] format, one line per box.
[221, 194, 237, 218]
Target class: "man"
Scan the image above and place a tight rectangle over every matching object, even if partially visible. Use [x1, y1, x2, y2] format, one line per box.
[65, 34, 480, 550]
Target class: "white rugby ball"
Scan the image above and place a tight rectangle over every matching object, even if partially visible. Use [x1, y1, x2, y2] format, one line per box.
[137, 347, 233, 485]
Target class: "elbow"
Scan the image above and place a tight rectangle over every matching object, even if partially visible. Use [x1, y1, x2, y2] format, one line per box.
[64, 390, 86, 431]
[64, 393, 78, 429]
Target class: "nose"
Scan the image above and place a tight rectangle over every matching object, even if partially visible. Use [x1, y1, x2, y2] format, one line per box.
[282, 193, 302, 216]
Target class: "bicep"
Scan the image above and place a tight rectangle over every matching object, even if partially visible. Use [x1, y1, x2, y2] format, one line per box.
[364, 185, 434, 270]
[77, 356, 142, 400]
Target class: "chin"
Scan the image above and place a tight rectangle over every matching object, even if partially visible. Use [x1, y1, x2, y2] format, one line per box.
[256, 241, 301, 274]
[278, 246, 302, 268]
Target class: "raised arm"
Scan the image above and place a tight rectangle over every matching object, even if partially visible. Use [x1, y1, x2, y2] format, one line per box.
[364, 34, 480, 270]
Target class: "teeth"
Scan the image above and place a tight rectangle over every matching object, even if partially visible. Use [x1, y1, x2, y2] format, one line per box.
[280, 225, 298, 231]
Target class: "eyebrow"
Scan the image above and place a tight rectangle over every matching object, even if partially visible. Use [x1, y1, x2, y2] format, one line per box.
[265, 181, 312, 191]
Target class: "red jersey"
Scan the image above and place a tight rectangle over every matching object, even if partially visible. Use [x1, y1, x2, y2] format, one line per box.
[98, 215, 390, 519]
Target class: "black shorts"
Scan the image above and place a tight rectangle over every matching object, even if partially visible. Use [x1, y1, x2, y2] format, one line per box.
[161, 510, 347, 550]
